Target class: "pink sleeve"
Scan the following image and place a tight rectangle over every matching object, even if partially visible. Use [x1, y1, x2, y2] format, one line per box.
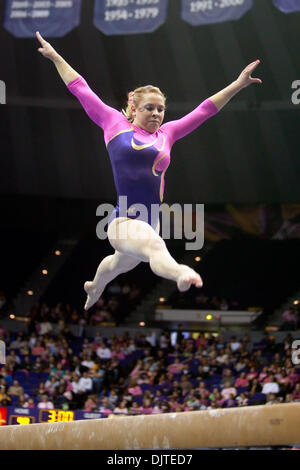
[67, 76, 123, 131]
[161, 98, 219, 144]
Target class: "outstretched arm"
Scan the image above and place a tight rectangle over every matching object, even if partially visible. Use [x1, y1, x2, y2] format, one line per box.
[36, 31, 79, 85]
[36, 31, 122, 131]
[161, 60, 262, 143]
[209, 60, 262, 110]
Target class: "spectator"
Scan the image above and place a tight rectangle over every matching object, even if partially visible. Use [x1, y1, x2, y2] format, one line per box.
[96, 341, 112, 360]
[249, 378, 262, 395]
[292, 383, 300, 401]
[37, 394, 54, 409]
[234, 372, 249, 388]
[113, 400, 129, 415]
[265, 393, 280, 405]
[167, 358, 184, 375]
[129, 401, 140, 415]
[229, 336, 241, 352]
[7, 380, 24, 397]
[83, 394, 98, 412]
[45, 375, 60, 396]
[246, 367, 258, 381]
[262, 375, 280, 395]
[35, 382, 47, 402]
[236, 392, 249, 407]
[107, 389, 119, 408]
[10, 333, 26, 350]
[224, 393, 237, 408]
[17, 394, 27, 407]
[78, 371, 93, 394]
[90, 364, 106, 395]
[128, 379, 143, 397]
[285, 393, 294, 403]
[98, 397, 113, 416]
[31, 340, 46, 356]
[159, 331, 170, 350]
[139, 398, 153, 415]
[221, 380, 237, 401]
[0, 391, 11, 406]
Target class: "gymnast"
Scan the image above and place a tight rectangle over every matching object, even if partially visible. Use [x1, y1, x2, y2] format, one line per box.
[36, 31, 262, 311]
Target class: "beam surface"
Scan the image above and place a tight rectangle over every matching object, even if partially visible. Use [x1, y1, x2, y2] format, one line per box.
[0, 403, 299, 450]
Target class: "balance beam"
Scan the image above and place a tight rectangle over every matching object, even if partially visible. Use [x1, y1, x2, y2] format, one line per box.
[0, 403, 299, 450]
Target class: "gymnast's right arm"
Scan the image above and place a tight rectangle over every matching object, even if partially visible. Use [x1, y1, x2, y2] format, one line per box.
[36, 31, 121, 130]
[36, 31, 79, 85]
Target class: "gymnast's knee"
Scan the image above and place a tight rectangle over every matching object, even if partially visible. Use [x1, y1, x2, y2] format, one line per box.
[148, 237, 166, 255]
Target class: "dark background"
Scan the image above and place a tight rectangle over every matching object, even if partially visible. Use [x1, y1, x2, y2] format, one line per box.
[0, 0, 299, 212]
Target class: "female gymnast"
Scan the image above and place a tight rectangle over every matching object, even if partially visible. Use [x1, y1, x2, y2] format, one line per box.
[36, 31, 261, 311]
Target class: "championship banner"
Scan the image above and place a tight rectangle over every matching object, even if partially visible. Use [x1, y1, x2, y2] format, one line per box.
[273, 0, 300, 13]
[181, 0, 253, 26]
[4, 0, 82, 38]
[93, 0, 169, 36]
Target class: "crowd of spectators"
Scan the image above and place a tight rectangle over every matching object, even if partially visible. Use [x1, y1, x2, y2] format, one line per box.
[0, 323, 299, 416]
[26, 280, 142, 329]
[169, 292, 242, 311]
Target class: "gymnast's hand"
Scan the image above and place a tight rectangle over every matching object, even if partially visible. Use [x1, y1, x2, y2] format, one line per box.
[36, 31, 59, 62]
[236, 60, 262, 89]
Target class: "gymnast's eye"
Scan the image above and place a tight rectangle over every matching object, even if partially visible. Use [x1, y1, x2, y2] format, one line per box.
[143, 104, 165, 113]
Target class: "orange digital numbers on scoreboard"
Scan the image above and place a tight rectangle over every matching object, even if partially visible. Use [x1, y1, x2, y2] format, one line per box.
[39, 409, 74, 423]
[9, 415, 36, 425]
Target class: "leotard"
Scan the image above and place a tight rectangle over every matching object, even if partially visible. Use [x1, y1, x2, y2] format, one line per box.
[68, 76, 218, 228]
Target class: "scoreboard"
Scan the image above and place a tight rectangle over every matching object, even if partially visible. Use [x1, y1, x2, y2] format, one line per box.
[0, 406, 104, 425]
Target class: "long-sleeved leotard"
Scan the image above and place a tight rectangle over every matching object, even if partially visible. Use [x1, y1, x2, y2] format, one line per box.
[68, 76, 219, 228]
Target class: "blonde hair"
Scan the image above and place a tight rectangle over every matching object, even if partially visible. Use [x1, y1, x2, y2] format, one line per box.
[122, 85, 166, 122]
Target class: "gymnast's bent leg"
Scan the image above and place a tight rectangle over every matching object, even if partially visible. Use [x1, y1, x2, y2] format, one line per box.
[84, 219, 162, 310]
[107, 217, 202, 292]
[84, 250, 142, 310]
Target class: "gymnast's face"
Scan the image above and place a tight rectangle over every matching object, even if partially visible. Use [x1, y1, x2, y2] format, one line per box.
[132, 93, 165, 133]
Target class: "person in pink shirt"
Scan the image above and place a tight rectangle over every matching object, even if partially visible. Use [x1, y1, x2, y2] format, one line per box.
[246, 367, 258, 381]
[36, 32, 262, 310]
[84, 395, 98, 412]
[31, 340, 46, 356]
[167, 358, 184, 375]
[221, 380, 237, 401]
[258, 366, 269, 383]
[139, 398, 153, 415]
[127, 379, 143, 397]
[234, 372, 249, 388]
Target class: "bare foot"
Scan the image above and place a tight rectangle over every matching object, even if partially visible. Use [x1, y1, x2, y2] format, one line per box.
[84, 281, 102, 310]
[177, 266, 203, 292]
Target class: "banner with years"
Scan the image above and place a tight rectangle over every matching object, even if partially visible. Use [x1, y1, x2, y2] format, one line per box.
[273, 0, 300, 13]
[93, 0, 169, 36]
[181, 0, 253, 26]
[4, 0, 82, 38]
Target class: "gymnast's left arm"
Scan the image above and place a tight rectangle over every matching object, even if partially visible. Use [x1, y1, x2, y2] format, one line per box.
[161, 60, 262, 143]
[209, 60, 262, 110]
